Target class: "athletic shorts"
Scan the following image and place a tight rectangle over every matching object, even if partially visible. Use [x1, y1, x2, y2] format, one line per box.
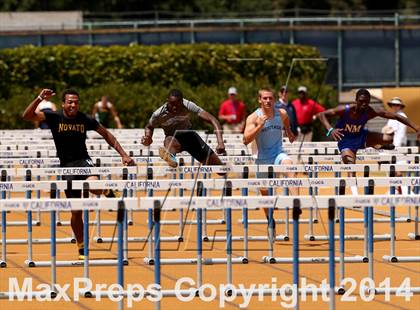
[61, 159, 96, 198]
[338, 129, 368, 153]
[256, 153, 290, 178]
[172, 131, 215, 162]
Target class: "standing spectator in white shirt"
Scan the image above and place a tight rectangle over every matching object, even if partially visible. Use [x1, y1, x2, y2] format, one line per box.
[382, 97, 408, 194]
[382, 97, 407, 147]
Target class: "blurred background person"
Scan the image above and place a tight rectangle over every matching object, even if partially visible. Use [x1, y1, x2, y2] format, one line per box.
[218, 86, 246, 133]
[92, 95, 123, 129]
[292, 85, 325, 141]
[382, 97, 407, 147]
[276, 85, 298, 137]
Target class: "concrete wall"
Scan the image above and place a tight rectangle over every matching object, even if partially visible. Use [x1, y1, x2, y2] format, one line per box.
[0, 11, 82, 31]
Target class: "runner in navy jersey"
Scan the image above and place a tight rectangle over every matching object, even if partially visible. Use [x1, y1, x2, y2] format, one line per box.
[318, 88, 420, 166]
[23, 88, 134, 259]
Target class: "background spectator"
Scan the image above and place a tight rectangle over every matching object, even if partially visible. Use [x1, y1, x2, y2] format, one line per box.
[292, 85, 325, 142]
[382, 97, 407, 147]
[276, 86, 298, 136]
[92, 96, 123, 129]
[218, 87, 246, 133]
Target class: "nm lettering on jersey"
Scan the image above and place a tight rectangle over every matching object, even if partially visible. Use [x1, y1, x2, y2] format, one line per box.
[58, 123, 85, 133]
[344, 124, 362, 133]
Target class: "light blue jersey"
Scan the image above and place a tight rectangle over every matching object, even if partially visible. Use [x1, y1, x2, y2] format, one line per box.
[255, 108, 289, 165]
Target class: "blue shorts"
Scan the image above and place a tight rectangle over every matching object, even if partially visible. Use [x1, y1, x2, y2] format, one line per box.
[256, 153, 290, 178]
[338, 129, 368, 153]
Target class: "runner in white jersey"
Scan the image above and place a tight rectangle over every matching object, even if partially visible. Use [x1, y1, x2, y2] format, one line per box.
[243, 88, 299, 233]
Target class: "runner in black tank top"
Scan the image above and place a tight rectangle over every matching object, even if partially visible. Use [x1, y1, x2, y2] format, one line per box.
[23, 88, 134, 260]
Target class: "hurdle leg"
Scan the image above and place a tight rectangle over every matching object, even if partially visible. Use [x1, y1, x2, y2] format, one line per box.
[202, 173, 209, 241]
[285, 207, 290, 240]
[283, 187, 290, 241]
[328, 199, 336, 310]
[197, 208, 203, 288]
[177, 167, 185, 241]
[292, 200, 300, 310]
[117, 201, 126, 310]
[411, 206, 419, 240]
[123, 208, 128, 264]
[338, 207, 345, 293]
[1, 211, 6, 267]
[242, 167, 249, 259]
[203, 209, 208, 241]
[26, 171, 34, 266]
[226, 206, 233, 287]
[147, 208, 153, 264]
[50, 210, 57, 297]
[225, 181, 233, 295]
[368, 206, 374, 281]
[307, 181, 315, 240]
[128, 173, 135, 226]
[83, 209, 93, 297]
[314, 171, 319, 223]
[27, 210, 34, 266]
[95, 210, 102, 243]
[267, 207, 274, 259]
[153, 201, 161, 310]
[35, 174, 41, 225]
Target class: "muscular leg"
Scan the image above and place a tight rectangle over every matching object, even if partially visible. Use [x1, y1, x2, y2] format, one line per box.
[71, 211, 83, 244]
[281, 158, 299, 196]
[164, 136, 182, 154]
[365, 131, 394, 149]
[260, 188, 270, 218]
[341, 149, 359, 196]
[202, 152, 223, 166]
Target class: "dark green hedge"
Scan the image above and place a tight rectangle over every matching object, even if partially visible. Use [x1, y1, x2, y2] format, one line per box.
[0, 43, 337, 137]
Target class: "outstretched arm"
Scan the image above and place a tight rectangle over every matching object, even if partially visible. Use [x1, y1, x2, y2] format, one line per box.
[372, 108, 420, 136]
[317, 105, 347, 141]
[96, 125, 134, 165]
[198, 111, 225, 154]
[141, 123, 154, 146]
[22, 89, 55, 122]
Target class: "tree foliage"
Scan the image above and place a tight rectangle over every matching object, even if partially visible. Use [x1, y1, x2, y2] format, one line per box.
[0, 0, 418, 14]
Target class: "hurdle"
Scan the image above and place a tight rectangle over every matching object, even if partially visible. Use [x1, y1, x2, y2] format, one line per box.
[140, 194, 420, 310]
[2, 182, 420, 309]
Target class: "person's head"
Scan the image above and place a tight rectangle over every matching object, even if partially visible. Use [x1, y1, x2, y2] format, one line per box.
[297, 86, 307, 100]
[228, 87, 237, 99]
[62, 89, 80, 118]
[101, 96, 109, 104]
[167, 89, 183, 113]
[279, 85, 288, 102]
[258, 88, 275, 110]
[387, 97, 405, 112]
[355, 88, 371, 111]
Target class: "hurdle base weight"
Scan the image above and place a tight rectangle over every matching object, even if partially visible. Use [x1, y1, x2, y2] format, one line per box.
[27, 259, 119, 267]
[408, 233, 420, 240]
[25, 260, 35, 267]
[0, 261, 6, 268]
[263, 255, 367, 264]
[383, 255, 420, 262]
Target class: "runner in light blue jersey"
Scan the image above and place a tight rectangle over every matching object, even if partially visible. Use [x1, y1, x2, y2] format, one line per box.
[243, 88, 299, 235]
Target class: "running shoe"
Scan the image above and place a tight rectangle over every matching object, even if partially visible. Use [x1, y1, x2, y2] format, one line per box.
[159, 147, 178, 168]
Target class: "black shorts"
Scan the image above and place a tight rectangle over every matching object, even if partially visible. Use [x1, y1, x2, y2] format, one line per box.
[61, 159, 96, 198]
[173, 131, 215, 162]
